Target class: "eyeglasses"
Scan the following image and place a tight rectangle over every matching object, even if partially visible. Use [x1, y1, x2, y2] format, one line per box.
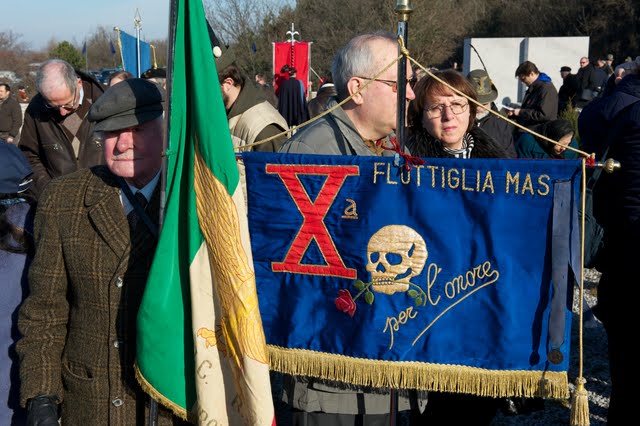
[424, 101, 469, 119]
[579, 61, 588, 65]
[44, 84, 79, 111]
[355, 76, 418, 93]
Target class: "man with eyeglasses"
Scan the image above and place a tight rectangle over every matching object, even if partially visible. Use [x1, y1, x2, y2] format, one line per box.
[575, 56, 600, 108]
[279, 30, 416, 157]
[18, 59, 105, 199]
[277, 31, 426, 426]
[509, 60, 558, 129]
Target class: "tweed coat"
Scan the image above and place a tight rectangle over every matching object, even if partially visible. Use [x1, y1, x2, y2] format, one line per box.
[17, 166, 183, 425]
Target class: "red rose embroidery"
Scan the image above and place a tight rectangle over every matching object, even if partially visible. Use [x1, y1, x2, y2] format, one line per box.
[335, 289, 357, 317]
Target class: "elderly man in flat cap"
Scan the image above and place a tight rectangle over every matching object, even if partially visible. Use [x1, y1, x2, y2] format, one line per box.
[17, 79, 187, 426]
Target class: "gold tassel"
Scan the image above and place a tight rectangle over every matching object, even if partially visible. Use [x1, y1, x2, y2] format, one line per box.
[570, 376, 590, 426]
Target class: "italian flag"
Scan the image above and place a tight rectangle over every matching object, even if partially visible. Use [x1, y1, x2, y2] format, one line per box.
[135, 0, 274, 424]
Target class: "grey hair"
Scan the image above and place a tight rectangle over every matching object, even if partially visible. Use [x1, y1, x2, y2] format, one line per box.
[35, 59, 77, 98]
[331, 31, 397, 101]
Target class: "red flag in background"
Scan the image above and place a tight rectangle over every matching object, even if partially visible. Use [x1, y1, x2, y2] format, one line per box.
[273, 41, 310, 98]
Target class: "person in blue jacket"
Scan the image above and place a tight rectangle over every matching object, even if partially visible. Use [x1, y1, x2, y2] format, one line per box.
[0, 141, 34, 426]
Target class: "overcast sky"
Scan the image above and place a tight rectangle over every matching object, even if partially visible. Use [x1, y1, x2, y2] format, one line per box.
[6, 0, 171, 50]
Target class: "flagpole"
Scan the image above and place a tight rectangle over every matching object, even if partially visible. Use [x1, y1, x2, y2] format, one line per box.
[134, 9, 142, 77]
[145, 0, 177, 421]
[83, 40, 88, 72]
[395, 0, 413, 153]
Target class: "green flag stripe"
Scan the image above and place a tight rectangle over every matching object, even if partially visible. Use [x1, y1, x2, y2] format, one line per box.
[136, 0, 239, 416]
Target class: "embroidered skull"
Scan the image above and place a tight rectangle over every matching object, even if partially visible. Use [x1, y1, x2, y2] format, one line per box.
[366, 225, 428, 294]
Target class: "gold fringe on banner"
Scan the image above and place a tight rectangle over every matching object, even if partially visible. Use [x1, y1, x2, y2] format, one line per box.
[269, 345, 569, 399]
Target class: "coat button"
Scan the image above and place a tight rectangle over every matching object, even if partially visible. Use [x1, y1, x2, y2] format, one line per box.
[116, 277, 123, 288]
[112, 398, 123, 407]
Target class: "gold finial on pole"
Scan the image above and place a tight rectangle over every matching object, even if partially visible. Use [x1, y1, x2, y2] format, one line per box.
[395, 0, 414, 22]
[602, 158, 622, 174]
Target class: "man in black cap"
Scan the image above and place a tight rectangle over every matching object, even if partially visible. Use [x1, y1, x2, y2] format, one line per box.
[141, 67, 167, 92]
[17, 79, 186, 425]
[467, 69, 516, 158]
[558, 65, 579, 113]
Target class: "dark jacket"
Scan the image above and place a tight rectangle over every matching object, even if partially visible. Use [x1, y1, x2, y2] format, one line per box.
[0, 97, 23, 141]
[590, 74, 640, 229]
[407, 125, 509, 159]
[475, 104, 517, 158]
[308, 83, 337, 118]
[575, 64, 600, 107]
[576, 64, 600, 92]
[578, 74, 640, 160]
[558, 74, 580, 113]
[277, 77, 309, 128]
[18, 71, 104, 200]
[17, 166, 181, 425]
[590, 74, 640, 324]
[517, 76, 558, 127]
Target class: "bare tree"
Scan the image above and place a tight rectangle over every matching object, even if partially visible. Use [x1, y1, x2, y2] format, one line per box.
[83, 26, 120, 71]
[0, 31, 29, 76]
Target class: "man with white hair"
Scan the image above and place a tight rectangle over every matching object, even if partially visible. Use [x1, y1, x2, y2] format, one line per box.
[277, 30, 425, 426]
[18, 59, 104, 199]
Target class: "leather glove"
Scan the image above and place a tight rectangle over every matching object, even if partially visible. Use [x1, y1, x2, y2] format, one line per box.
[26, 394, 59, 426]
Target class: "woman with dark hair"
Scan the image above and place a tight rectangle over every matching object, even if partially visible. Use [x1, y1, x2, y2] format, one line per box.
[407, 69, 508, 160]
[0, 141, 35, 425]
[407, 69, 507, 425]
[515, 119, 579, 159]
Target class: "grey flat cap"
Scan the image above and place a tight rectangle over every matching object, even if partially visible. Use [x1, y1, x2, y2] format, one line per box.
[88, 78, 164, 132]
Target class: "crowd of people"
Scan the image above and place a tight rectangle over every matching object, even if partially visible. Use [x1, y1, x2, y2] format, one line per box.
[1, 29, 638, 425]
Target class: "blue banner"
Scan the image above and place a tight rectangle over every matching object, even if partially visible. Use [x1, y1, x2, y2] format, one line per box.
[243, 152, 582, 399]
[118, 29, 151, 77]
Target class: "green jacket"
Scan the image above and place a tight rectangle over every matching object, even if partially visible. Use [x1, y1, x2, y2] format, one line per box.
[516, 132, 580, 159]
